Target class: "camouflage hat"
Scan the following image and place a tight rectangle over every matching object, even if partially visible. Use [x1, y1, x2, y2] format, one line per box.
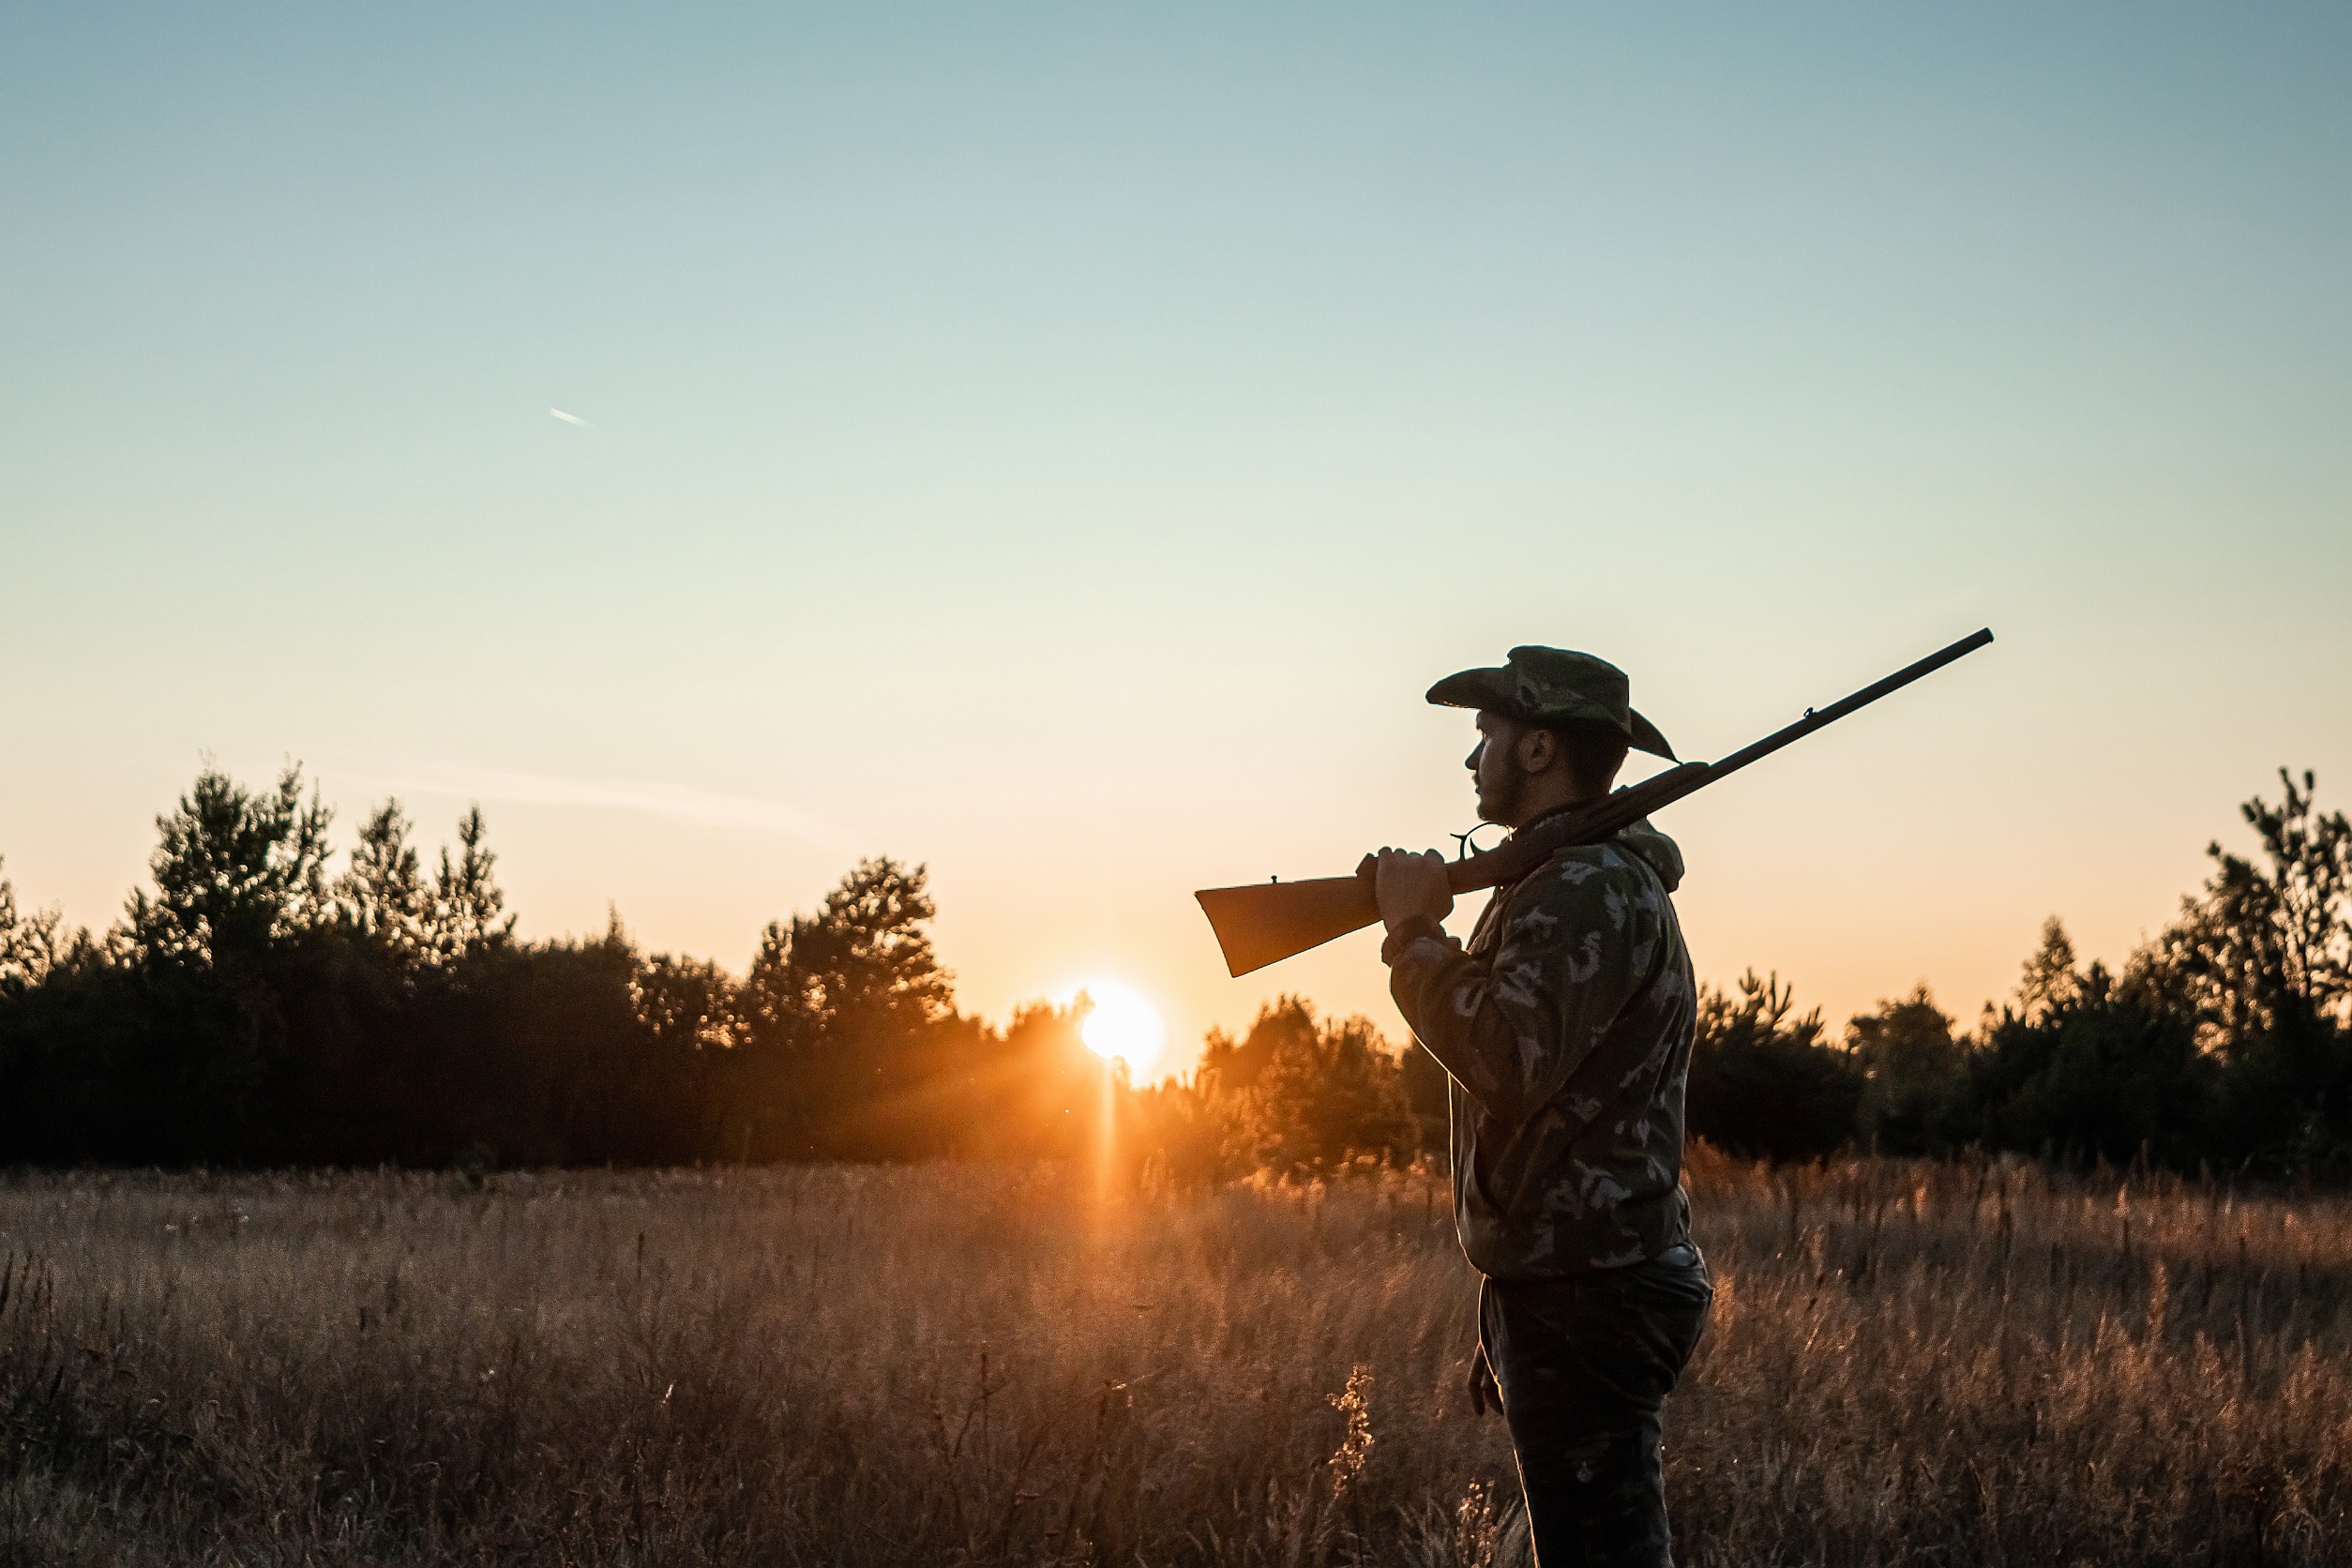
[1425, 646, 1676, 760]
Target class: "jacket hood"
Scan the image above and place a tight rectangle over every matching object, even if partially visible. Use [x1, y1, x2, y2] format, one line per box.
[1617, 819, 1684, 894]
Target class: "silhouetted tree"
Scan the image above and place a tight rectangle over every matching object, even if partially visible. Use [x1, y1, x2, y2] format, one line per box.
[336, 801, 433, 975]
[1397, 1041, 1450, 1150]
[126, 765, 334, 969]
[1216, 998, 1417, 1175]
[2015, 917, 2085, 1021]
[1196, 995, 1306, 1100]
[1685, 971, 1862, 1161]
[430, 806, 516, 961]
[99, 766, 338, 1160]
[407, 919, 667, 1167]
[1849, 986, 1967, 1154]
[2150, 770, 2352, 1172]
[624, 948, 738, 1155]
[0, 861, 112, 1161]
[637, 951, 740, 1055]
[0, 859, 78, 997]
[1961, 960, 2211, 1169]
[730, 857, 958, 1158]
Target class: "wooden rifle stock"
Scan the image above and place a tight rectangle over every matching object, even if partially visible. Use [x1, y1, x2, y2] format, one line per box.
[1194, 628, 1993, 978]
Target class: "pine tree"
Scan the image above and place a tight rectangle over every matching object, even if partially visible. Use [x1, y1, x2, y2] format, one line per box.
[430, 807, 515, 962]
[126, 765, 334, 969]
[336, 801, 433, 973]
[2016, 917, 2084, 1022]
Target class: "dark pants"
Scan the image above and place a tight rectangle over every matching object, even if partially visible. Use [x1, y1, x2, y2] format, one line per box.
[1481, 1244, 1713, 1568]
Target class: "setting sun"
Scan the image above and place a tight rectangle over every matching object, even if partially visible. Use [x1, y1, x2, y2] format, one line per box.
[1076, 979, 1168, 1078]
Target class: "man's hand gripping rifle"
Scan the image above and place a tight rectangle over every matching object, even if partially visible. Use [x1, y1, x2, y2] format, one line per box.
[1194, 628, 1994, 977]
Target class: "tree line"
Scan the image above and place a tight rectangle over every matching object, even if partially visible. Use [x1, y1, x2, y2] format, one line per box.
[1681, 768, 2352, 1179]
[0, 766, 1421, 1175]
[1, 765, 2346, 1179]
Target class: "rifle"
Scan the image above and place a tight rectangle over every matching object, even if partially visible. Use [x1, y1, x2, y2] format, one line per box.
[1195, 627, 1994, 977]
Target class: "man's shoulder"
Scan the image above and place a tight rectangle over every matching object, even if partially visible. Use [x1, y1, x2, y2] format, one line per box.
[1489, 837, 1675, 940]
[1485, 843, 1624, 934]
[1519, 838, 1654, 896]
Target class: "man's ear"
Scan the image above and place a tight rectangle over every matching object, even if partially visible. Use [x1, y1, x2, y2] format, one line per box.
[1515, 726, 1559, 776]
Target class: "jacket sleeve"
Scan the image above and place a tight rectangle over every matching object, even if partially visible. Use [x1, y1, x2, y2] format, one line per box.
[1384, 853, 1649, 1127]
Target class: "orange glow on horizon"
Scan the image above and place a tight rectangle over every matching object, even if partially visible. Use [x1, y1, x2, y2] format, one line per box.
[1072, 978, 1168, 1079]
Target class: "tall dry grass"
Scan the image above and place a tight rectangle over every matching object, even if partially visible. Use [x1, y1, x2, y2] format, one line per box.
[1, 1152, 2346, 1565]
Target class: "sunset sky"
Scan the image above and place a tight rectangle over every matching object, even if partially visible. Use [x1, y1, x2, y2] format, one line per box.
[5, 4, 2346, 1074]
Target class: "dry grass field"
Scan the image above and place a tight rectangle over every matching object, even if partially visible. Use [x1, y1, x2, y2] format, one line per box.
[2, 1152, 2347, 1566]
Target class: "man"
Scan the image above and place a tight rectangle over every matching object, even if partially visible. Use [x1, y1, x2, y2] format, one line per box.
[1370, 645, 1712, 1568]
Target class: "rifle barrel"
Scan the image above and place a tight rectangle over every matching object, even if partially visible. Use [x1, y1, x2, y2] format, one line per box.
[1705, 627, 1994, 784]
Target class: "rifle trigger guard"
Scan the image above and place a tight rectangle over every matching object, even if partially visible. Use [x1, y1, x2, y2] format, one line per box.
[1452, 823, 1504, 861]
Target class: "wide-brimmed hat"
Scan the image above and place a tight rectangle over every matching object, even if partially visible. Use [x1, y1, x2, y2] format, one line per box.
[1425, 645, 1676, 760]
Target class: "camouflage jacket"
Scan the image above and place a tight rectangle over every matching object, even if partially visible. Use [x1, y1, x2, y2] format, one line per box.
[1385, 821, 1696, 1280]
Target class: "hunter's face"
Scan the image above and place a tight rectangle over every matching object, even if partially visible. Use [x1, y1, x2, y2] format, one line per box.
[1468, 712, 1526, 825]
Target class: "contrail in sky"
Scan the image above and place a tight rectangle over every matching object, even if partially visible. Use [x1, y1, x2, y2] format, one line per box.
[549, 407, 591, 427]
[348, 761, 841, 847]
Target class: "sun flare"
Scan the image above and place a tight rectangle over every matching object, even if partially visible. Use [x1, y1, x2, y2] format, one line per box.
[1076, 979, 1168, 1078]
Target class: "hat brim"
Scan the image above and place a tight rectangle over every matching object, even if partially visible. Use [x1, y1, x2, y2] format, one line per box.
[1425, 666, 1515, 713]
[1425, 668, 1677, 761]
[1625, 710, 1676, 761]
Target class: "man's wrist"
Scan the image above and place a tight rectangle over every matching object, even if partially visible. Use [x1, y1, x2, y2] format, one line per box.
[1380, 912, 1448, 966]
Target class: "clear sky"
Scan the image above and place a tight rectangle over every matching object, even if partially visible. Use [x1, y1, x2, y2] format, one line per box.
[5, 3, 2347, 1073]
